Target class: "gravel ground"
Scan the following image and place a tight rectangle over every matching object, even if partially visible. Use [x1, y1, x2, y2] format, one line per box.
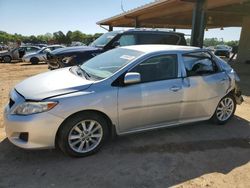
[0, 62, 249, 188]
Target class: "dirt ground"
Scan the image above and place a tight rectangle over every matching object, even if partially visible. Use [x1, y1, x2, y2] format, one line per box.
[0, 61, 249, 188]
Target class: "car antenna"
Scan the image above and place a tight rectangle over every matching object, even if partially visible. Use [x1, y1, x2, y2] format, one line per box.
[121, 0, 126, 13]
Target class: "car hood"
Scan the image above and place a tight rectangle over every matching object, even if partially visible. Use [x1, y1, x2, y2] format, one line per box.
[51, 46, 100, 55]
[15, 67, 94, 100]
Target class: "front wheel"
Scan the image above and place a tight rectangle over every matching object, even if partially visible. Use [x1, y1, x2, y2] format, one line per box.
[3, 56, 11, 63]
[57, 113, 108, 157]
[212, 94, 236, 125]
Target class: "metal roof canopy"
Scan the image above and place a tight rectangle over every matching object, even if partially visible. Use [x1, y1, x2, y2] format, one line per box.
[97, 0, 250, 29]
[97, 0, 250, 62]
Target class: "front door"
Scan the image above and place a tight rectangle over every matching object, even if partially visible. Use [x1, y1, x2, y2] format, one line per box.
[117, 54, 183, 133]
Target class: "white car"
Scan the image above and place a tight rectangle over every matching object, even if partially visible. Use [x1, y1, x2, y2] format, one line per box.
[22, 45, 64, 64]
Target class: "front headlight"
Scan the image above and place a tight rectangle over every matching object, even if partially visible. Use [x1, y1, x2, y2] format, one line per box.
[12, 101, 58, 115]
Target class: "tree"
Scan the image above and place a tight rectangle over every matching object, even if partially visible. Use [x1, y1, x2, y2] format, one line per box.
[71, 30, 85, 42]
[65, 31, 73, 45]
[53, 31, 67, 44]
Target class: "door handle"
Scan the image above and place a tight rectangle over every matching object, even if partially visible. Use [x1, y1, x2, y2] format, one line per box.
[170, 86, 181, 92]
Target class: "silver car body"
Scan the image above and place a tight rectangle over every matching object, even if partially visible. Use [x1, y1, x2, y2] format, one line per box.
[3, 45, 241, 149]
[22, 45, 64, 63]
[0, 46, 41, 61]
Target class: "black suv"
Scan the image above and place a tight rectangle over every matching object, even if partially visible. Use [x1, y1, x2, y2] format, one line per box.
[47, 29, 187, 69]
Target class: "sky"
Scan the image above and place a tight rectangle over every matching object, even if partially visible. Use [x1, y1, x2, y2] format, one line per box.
[0, 0, 241, 41]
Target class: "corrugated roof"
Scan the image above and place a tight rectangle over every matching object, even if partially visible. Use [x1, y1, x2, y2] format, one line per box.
[97, 0, 250, 29]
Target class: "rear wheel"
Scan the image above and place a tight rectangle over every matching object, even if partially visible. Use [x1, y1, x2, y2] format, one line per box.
[212, 94, 236, 125]
[30, 57, 39, 64]
[3, 56, 11, 63]
[57, 112, 108, 157]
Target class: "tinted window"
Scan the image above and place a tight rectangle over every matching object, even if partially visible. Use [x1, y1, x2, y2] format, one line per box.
[118, 34, 136, 46]
[137, 34, 180, 45]
[25, 47, 38, 52]
[90, 31, 119, 47]
[183, 52, 218, 76]
[130, 54, 178, 83]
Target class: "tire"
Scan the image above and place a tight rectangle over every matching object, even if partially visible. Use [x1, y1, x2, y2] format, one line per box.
[3, 56, 11, 63]
[57, 112, 109, 157]
[211, 94, 236, 125]
[30, 57, 39, 64]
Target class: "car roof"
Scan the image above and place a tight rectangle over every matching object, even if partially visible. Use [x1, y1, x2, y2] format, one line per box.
[124, 29, 185, 35]
[121, 45, 200, 53]
[47, 44, 63, 47]
[108, 29, 185, 36]
[20, 46, 41, 48]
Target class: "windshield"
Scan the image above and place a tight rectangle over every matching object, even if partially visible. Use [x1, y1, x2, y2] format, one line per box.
[80, 48, 143, 80]
[90, 31, 119, 47]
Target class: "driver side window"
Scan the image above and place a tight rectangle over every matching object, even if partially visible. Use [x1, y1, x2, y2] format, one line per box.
[130, 54, 178, 83]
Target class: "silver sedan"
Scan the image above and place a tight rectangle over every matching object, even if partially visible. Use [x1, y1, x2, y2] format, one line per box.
[3, 45, 243, 157]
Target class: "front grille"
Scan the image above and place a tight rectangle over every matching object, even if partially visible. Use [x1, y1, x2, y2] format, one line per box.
[9, 98, 15, 108]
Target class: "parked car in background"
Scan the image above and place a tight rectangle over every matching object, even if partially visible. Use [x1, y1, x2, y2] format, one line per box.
[0, 46, 41, 63]
[4, 45, 243, 157]
[36, 44, 48, 48]
[71, 41, 86, 46]
[22, 45, 65, 64]
[47, 29, 187, 69]
[214, 45, 231, 58]
[0, 45, 8, 51]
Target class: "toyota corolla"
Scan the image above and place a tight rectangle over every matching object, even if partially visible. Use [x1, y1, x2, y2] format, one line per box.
[3, 45, 243, 157]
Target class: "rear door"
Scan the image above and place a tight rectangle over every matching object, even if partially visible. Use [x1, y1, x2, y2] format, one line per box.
[180, 51, 230, 121]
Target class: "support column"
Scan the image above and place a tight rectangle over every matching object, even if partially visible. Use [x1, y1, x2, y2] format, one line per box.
[190, 0, 206, 48]
[109, 25, 113, 31]
[237, 16, 250, 63]
[134, 17, 140, 28]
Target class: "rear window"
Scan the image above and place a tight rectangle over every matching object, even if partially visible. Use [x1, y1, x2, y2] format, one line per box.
[137, 33, 181, 45]
[182, 52, 218, 76]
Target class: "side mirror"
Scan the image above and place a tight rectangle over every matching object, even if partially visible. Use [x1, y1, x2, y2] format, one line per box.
[112, 41, 120, 48]
[124, 72, 141, 85]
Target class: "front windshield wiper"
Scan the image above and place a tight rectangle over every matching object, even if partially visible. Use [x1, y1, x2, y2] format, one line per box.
[74, 65, 91, 80]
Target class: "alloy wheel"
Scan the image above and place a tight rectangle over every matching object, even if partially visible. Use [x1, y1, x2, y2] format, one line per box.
[68, 120, 103, 153]
[216, 97, 234, 121]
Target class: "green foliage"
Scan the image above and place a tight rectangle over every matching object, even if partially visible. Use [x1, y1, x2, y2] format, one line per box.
[186, 37, 239, 47]
[0, 30, 239, 47]
[0, 30, 104, 46]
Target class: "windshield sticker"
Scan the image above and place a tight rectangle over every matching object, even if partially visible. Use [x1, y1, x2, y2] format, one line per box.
[120, 55, 135, 61]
